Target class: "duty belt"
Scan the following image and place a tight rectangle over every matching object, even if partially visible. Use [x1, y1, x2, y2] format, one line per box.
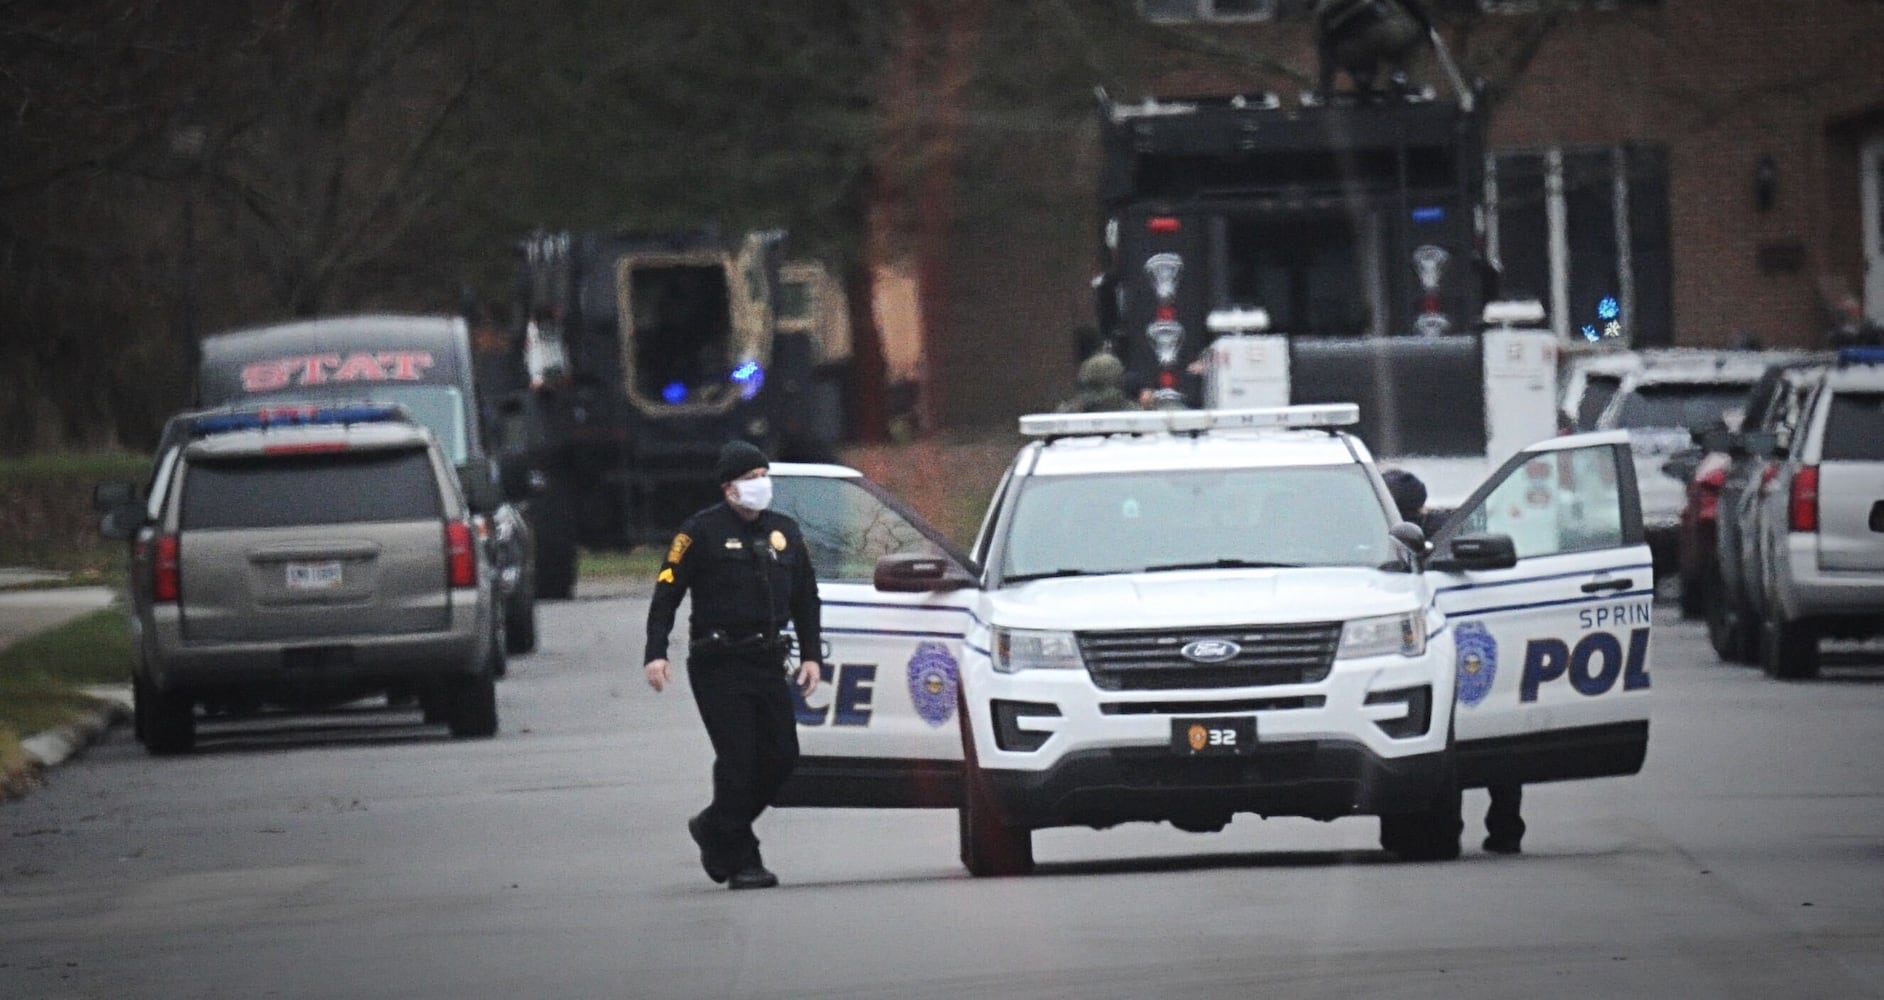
[692, 629, 791, 653]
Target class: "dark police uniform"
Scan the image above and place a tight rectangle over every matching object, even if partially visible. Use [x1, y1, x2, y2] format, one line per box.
[644, 500, 821, 883]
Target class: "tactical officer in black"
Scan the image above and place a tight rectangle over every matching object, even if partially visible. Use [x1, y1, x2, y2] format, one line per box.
[1383, 466, 1525, 855]
[644, 441, 822, 890]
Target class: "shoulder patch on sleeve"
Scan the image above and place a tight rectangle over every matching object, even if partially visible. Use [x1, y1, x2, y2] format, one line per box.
[657, 567, 675, 584]
[666, 533, 692, 564]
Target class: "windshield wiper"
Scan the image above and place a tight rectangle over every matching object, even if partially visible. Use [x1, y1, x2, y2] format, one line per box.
[1002, 568, 1100, 584]
[1140, 558, 1302, 573]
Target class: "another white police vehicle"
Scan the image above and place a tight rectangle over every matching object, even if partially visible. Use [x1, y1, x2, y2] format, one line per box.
[769, 405, 1654, 876]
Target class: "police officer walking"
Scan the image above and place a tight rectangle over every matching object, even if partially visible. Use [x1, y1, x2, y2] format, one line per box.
[644, 441, 822, 889]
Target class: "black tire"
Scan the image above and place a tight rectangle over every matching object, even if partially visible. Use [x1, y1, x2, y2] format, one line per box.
[1706, 566, 1755, 663]
[132, 672, 149, 744]
[447, 672, 499, 738]
[531, 481, 578, 601]
[505, 587, 538, 655]
[418, 687, 449, 725]
[957, 698, 1033, 877]
[1760, 616, 1819, 680]
[1678, 562, 1706, 620]
[1379, 762, 1462, 862]
[141, 682, 196, 756]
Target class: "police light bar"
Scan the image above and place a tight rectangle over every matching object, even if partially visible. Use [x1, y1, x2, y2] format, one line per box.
[190, 402, 410, 437]
[1206, 307, 1271, 334]
[1481, 299, 1547, 326]
[1019, 404, 1360, 438]
[1837, 346, 1884, 367]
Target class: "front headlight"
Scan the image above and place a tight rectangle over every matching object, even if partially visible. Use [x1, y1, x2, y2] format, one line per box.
[1337, 612, 1426, 659]
[993, 628, 1084, 673]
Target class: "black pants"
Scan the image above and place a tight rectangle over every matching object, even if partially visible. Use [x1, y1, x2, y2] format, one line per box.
[1486, 784, 1525, 846]
[687, 648, 800, 871]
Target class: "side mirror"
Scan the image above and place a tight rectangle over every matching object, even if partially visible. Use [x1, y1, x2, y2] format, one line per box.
[1431, 533, 1518, 572]
[98, 502, 145, 541]
[1742, 430, 1780, 459]
[496, 456, 537, 502]
[873, 552, 976, 593]
[94, 481, 135, 512]
[1688, 419, 1726, 447]
[459, 466, 502, 514]
[1660, 452, 1701, 484]
[1389, 520, 1427, 552]
[1697, 428, 1735, 454]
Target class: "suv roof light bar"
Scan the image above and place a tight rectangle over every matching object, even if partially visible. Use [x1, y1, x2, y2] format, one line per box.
[1836, 345, 1884, 367]
[1019, 404, 1360, 439]
[190, 402, 410, 437]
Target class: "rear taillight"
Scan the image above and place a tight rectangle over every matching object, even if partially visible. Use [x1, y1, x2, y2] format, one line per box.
[1788, 465, 1819, 533]
[446, 521, 476, 587]
[1695, 466, 1728, 521]
[153, 534, 180, 603]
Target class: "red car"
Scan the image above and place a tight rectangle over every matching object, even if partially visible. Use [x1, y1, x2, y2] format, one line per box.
[1675, 448, 1732, 620]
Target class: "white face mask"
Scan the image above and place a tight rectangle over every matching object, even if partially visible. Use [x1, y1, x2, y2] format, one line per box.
[730, 475, 773, 511]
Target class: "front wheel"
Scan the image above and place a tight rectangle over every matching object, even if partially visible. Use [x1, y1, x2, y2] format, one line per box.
[531, 480, 578, 601]
[505, 585, 538, 655]
[1706, 565, 1755, 663]
[1760, 616, 1819, 680]
[957, 700, 1033, 877]
[140, 680, 196, 756]
[1678, 558, 1707, 620]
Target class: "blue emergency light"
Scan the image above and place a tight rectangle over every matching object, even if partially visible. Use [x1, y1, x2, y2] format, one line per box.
[729, 360, 764, 400]
[1411, 206, 1445, 224]
[1837, 345, 1884, 366]
[662, 382, 689, 404]
[190, 402, 408, 437]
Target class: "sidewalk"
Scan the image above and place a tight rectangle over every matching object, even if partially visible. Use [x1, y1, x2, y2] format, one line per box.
[1, 572, 127, 794]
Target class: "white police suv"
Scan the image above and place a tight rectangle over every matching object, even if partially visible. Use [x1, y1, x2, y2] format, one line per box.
[768, 405, 1653, 875]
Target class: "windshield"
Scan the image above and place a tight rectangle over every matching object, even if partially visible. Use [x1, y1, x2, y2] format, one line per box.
[999, 465, 1392, 580]
[1612, 384, 1750, 431]
[244, 385, 469, 464]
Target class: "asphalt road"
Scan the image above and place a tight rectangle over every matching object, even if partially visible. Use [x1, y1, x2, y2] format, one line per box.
[3, 593, 1882, 1000]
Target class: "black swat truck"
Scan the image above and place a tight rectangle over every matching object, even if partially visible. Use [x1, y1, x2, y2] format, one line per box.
[1094, 88, 1501, 463]
[499, 228, 846, 598]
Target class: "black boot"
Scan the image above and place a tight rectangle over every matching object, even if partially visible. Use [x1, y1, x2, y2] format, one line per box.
[688, 813, 732, 884]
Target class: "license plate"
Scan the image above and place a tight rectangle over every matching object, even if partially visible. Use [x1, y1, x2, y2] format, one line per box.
[1172, 716, 1255, 756]
[286, 561, 343, 591]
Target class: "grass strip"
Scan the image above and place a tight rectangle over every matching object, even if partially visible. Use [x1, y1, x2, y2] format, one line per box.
[0, 608, 132, 761]
[579, 547, 663, 581]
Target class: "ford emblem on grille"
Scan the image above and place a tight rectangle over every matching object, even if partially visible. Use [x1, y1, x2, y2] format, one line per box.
[1180, 639, 1241, 664]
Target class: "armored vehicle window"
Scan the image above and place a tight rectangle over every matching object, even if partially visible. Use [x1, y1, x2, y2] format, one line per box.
[181, 449, 442, 530]
[627, 264, 734, 404]
[1822, 392, 1884, 461]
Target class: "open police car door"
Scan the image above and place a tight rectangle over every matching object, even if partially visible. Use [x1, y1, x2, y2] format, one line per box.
[767, 463, 975, 809]
[1425, 431, 1653, 788]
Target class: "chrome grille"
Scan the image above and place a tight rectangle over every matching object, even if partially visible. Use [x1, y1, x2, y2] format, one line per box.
[1078, 623, 1341, 691]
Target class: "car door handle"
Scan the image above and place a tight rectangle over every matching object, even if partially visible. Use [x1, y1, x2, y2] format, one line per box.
[1581, 577, 1633, 594]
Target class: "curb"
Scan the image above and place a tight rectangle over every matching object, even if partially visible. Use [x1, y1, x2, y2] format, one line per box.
[2, 688, 132, 801]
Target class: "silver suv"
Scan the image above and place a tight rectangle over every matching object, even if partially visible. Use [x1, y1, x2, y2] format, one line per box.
[1593, 353, 1776, 574]
[1746, 348, 1884, 678]
[97, 403, 503, 753]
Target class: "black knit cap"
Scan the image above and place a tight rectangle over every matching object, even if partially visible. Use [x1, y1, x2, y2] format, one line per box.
[1381, 468, 1427, 522]
[713, 440, 770, 484]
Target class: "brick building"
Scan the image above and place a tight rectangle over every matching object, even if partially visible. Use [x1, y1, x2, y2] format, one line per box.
[885, 0, 1884, 432]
